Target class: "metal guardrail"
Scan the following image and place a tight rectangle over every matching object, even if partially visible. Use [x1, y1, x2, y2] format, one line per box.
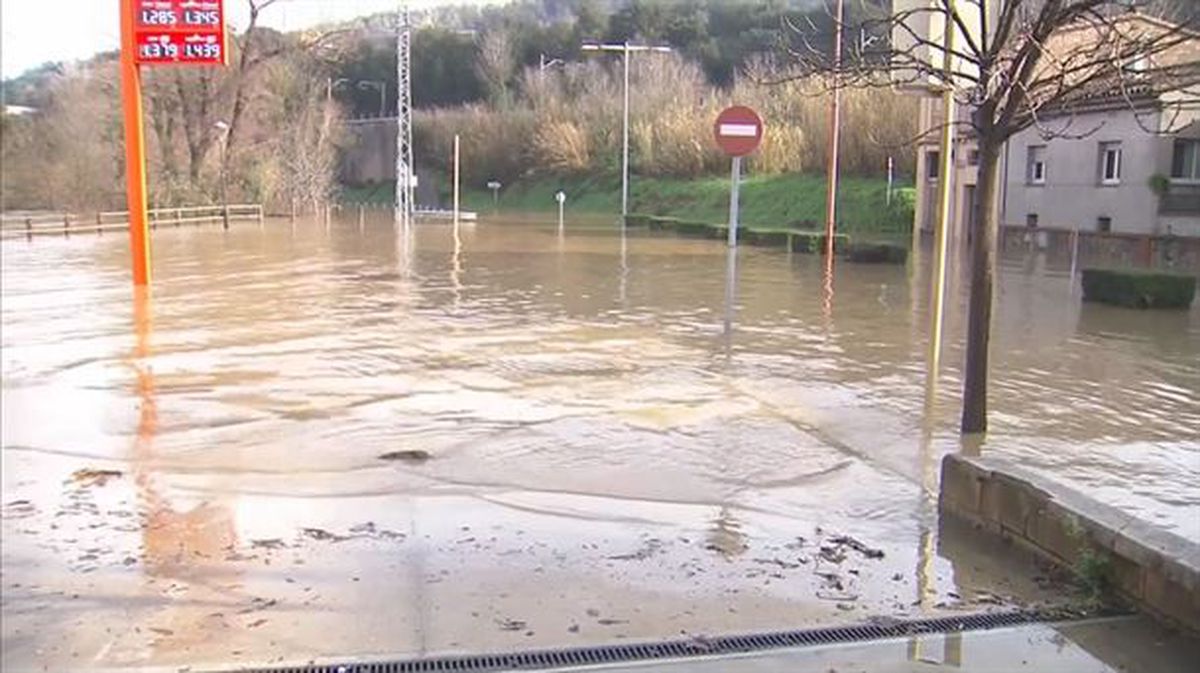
[0, 204, 264, 240]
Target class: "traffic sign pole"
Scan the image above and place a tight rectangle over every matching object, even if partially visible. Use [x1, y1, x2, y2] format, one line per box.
[727, 156, 741, 248]
[713, 106, 763, 250]
[120, 0, 151, 286]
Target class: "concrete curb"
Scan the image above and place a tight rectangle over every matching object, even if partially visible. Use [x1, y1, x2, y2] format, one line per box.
[939, 453, 1200, 633]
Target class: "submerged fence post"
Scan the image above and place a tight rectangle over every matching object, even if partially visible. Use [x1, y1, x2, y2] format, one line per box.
[1069, 227, 1080, 292]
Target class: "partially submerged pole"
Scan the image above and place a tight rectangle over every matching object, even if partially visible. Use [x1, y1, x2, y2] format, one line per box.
[119, 0, 151, 286]
[822, 0, 844, 259]
[927, 0, 958, 378]
[453, 134, 461, 229]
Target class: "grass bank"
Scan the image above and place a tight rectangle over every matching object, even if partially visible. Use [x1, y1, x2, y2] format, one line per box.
[341, 172, 916, 240]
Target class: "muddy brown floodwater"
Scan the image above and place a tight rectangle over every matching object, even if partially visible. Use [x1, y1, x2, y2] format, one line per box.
[2, 214, 1197, 671]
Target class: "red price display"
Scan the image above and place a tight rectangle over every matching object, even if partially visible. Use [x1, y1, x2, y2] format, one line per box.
[134, 0, 226, 66]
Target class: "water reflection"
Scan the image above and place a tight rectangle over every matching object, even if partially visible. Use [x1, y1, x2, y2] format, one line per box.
[619, 224, 629, 306]
[1, 217, 1196, 669]
[722, 245, 737, 359]
[131, 287, 240, 657]
[706, 506, 747, 559]
[451, 220, 464, 307]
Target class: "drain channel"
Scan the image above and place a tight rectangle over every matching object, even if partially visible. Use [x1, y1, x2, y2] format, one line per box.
[225, 609, 1093, 673]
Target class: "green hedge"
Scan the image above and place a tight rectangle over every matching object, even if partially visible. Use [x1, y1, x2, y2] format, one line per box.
[1081, 268, 1196, 309]
[743, 230, 791, 248]
[624, 214, 654, 228]
[844, 242, 908, 264]
[625, 213, 858, 253]
[790, 231, 848, 254]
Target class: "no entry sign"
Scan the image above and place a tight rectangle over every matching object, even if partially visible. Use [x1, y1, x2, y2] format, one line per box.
[133, 0, 227, 66]
[714, 106, 764, 157]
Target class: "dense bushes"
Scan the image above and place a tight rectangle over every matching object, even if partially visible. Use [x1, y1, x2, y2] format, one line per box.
[844, 242, 908, 264]
[415, 54, 917, 186]
[1081, 269, 1196, 309]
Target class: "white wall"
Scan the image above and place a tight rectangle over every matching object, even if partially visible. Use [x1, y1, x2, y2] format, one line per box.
[1003, 108, 1165, 234]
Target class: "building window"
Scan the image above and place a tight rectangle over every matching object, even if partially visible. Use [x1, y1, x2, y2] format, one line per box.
[1099, 142, 1122, 185]
[1026, 145, 1046, 184]
[1026, 213, 1039, 228]
[968, 149, 980, 166]
[1171, 139, 1200, 181]
[1097, 216, 1112, 233]
[926, 150, 940, 180]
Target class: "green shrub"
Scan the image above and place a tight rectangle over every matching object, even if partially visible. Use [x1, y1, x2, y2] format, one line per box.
[743, 230, 791, 248]
[646, 216, 680, 231]
[1081, 268, 1196, 309]
[844, 242, 908, 264]
[674, 220, 715, 237]
[624, 213, 653, 228]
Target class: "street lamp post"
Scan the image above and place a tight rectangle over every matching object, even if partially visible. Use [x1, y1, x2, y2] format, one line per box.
[213, 120, 230, 230]
[327, 77, 351, 106]
[581, 41, 671, 224]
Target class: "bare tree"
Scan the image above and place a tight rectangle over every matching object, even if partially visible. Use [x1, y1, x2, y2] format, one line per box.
[143, 0, 348, 191]
[477, 28, 516, 107]
[783, 0, 1200, 434]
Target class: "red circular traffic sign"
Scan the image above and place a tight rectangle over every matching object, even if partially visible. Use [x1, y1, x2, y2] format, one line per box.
[713, 106, 764, 157]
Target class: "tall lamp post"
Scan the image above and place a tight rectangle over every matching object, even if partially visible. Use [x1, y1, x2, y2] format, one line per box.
[327, 77, 350, 106]
[213, 120, 230, 230]
[581, 41, 671, 223]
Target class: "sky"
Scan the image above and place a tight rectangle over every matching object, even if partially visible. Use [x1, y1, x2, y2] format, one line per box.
[1, 0, 501, 79]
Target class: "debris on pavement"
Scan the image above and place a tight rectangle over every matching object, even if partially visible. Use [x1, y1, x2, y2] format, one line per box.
[67, 469, 123, 487]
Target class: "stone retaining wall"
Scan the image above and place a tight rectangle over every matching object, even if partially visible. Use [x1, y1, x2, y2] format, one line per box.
[940, 453, 1200, 633]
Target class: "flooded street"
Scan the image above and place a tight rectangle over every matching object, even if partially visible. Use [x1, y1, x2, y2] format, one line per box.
[2, 216, 1197, 670]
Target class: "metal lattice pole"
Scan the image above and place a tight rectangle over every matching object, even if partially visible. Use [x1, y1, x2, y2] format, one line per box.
[395, 2, 414, 229]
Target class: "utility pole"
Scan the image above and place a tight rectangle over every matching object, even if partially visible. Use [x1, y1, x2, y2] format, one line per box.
[581, 41, 671, 223]
[823, 0, 844, 258]
[928, 0, 958, 380]
[395, 2, 414, 230]
[214, 121, 230, 229]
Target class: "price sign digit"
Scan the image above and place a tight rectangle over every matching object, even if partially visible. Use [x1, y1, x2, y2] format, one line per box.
[134, 1, 226, 66]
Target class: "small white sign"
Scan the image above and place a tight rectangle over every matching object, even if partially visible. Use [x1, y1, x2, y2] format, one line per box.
[718, 123, 758, 138]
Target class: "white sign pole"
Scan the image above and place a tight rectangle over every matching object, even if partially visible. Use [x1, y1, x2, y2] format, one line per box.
[727, 156, 742, 248]
[556, 191, 566, 234]
[453, 134, 461, 229]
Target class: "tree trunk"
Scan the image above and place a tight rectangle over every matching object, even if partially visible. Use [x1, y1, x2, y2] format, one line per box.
[961, 135, 1002, 434]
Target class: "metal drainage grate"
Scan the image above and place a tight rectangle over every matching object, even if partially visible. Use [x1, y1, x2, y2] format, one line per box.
[227, 608, 1093, 673]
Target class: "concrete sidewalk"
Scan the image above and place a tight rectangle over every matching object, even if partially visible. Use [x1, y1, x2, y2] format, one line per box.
[548, 616, 1199, 673]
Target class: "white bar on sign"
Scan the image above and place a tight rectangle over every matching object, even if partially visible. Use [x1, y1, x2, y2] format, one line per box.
[719, 123, 758, 137]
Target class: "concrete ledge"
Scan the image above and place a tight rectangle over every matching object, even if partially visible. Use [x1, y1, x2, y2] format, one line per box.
[940, 453, 1200, 633]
